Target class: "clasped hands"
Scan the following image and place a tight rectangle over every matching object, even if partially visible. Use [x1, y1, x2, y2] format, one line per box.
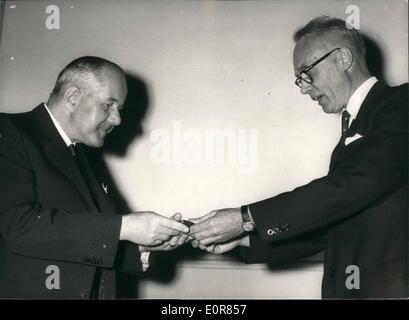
[120, 208, 250, 254]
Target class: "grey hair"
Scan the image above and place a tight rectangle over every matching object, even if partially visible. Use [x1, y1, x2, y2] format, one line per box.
[294, 16, 366, 60]
[49, 56, 124, 101]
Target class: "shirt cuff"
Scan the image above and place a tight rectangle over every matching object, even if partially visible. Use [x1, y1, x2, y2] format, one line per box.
[140, 251, 150, 272]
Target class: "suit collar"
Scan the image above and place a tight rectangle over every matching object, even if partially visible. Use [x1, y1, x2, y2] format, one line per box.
[28, 103, 68, 148]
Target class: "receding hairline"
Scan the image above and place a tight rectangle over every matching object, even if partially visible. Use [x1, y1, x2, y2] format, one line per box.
[293, 16, 366, 59]
[49, 56, 126, 101]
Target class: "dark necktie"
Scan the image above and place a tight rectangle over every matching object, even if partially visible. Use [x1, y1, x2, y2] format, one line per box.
[68, 143, 100, 210]
[329, 110, 352, 172]
[68, 143, 102, 299]
[341, 110, 351, 142]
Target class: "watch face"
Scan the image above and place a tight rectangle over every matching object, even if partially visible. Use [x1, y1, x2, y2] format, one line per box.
[242, 222, 254, 232]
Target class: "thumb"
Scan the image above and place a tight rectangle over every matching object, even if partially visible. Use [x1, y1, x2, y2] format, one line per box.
[171, 212, 182, 221]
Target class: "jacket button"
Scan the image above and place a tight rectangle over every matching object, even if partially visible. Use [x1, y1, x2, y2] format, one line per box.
[267, 228, 280, 236]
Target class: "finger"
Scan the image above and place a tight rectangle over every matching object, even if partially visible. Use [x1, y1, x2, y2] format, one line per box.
[169, 235, 180, 247]
[156, 224, 182, 237]
[199, 236, 221, 246]
[191, 239, 200, 248]
[160, 244, 172, 251]
[199, 243, 210, 251]
[162, 218, 190, 234]
[156, 231, 173, 242]
[151, 239, 164, 246]
[151, 243, 171, 252]
[166, 229, 181, 237]
[177, 234, 189, 246]
[220, 242, 236, 253]
[214, 244, 226, 255]
[205, 245, 217, 253]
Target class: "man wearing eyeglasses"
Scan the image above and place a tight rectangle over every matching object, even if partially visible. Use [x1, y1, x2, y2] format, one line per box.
[189, 16, 408, 298]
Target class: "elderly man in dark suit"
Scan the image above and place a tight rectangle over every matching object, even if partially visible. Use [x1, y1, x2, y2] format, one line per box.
[0, 56, 189, 299]
[189, 16, 408, 298]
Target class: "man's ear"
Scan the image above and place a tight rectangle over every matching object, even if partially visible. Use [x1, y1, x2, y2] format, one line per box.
[337, 47, 353, 71]
[63, 86, 81, 112]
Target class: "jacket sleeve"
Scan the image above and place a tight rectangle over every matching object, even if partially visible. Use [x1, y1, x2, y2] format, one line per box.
[0, 115, 122, 268]
[248, 86, 408, 244]
[241, 228, 326, 265]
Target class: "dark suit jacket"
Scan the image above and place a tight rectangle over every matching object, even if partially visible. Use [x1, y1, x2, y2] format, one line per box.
[0, 104, 145, 299]
[241, 82, 408, 298]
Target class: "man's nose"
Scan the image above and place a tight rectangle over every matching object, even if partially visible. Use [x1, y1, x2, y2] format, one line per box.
[300, 81, 312, 95]
[109, 108, 121, 126]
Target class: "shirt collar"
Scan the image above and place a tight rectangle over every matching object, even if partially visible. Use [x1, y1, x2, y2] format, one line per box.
[345, 76, 378, 119]
[44, 103, 74, 147]
[341, 76, 378, 130]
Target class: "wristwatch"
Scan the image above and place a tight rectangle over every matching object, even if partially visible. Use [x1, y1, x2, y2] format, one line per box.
[241, 205, 255, 232]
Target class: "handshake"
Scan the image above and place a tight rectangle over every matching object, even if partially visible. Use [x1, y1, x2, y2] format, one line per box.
[119, 208, 250, 254]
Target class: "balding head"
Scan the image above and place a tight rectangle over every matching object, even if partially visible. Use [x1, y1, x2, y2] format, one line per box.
[48, 56, 126, 104]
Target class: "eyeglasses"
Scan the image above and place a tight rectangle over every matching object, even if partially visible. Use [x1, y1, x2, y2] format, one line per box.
[295, 48, 341, 88]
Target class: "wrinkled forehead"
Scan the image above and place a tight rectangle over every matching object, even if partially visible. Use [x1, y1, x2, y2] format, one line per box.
[293, 35, 333, 76]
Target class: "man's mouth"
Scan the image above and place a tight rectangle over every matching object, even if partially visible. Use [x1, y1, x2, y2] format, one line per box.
[100, 127, 114, 137]
[311, 95, 323, 102]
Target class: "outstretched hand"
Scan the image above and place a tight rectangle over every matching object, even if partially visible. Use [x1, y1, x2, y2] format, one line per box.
[188, 207, 244, 246]
[139, 212, 191, 251]
[120, 211, 189, 247]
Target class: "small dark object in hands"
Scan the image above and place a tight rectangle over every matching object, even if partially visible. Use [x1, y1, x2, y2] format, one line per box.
[182, 220, 194, 228]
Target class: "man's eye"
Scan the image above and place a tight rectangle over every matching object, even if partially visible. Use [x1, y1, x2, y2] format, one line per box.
[103, 103, 111, 110]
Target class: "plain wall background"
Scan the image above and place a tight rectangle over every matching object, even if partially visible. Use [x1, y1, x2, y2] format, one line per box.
[0, 0, 407, 298]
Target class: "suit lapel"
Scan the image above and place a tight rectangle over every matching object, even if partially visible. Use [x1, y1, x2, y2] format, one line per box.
[28, 104, 99, 211]
[75, 144, 116, 213]
[329, 82, 389, 172]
